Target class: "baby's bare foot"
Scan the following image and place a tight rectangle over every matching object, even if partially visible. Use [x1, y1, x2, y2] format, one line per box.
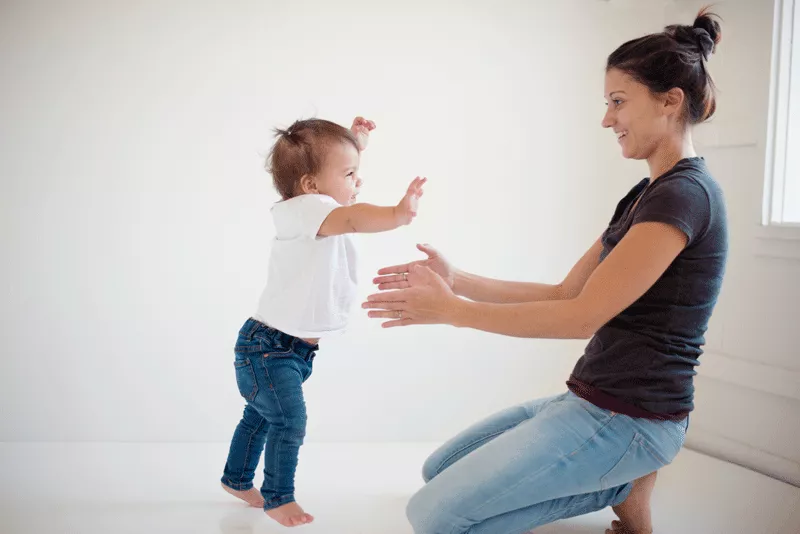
[608, 471, 658, 534]
[220, 482, 265, 508]
[265, 501, 314, 527]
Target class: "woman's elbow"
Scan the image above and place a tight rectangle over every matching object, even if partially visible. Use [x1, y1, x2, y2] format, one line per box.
[574, 322, 597, 340]
[567, 300, 603, 340]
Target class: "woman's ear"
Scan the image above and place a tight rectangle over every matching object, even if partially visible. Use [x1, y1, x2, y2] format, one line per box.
[663, 87, 685, 118]
[299, 174, 317, 194]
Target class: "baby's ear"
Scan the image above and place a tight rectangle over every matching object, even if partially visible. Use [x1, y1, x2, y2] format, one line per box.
[298, 174, 317, 194]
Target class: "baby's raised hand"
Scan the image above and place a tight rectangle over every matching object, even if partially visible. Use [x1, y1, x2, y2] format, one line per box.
[350, 116, 376, 151]
[395, 177, 427, 225]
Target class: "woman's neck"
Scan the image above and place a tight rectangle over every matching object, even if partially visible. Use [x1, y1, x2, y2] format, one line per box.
[647, 129, 697, 181]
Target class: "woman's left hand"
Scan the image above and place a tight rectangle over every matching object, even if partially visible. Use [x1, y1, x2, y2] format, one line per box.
[362, 264, 460, 328]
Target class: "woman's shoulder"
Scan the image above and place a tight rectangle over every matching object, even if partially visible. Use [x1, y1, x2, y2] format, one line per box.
[656, 157, 726, 211]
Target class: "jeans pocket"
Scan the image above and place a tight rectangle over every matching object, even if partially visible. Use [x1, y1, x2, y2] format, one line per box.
[234, 358, 258, 402]
[599, 433, 669, 490]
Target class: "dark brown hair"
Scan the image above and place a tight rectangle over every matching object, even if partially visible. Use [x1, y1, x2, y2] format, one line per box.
[607, 6, 723, 125]
[267, 118, 359, 200]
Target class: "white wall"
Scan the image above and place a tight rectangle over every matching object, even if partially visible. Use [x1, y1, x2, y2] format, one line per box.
[4, 0, 793, 490]
[667, 0, 800, 486]
[0, 0, 675, 443]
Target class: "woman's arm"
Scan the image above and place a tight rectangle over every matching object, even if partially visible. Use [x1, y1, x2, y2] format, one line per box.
[452, 223, 687, 338]
[372, 238, 603, 304]
[453, 238, 604, 303]
[363, 222, 687, 337]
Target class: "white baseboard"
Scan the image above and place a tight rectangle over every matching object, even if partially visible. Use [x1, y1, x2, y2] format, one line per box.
[689, 351, 800, 486]
[685, 427, 800, 487]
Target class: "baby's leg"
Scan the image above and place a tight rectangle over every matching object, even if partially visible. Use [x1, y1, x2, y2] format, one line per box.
[221, 403, 268, 507]
[255, 357, 313, 526]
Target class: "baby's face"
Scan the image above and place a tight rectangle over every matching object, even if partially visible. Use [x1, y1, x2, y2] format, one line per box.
[313, 142, 362, 205]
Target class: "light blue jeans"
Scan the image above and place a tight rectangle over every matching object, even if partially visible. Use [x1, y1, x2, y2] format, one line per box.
[407, 391, 688, 534]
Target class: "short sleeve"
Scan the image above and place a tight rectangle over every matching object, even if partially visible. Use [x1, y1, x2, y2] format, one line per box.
[632, 176, 710, 246]
[272, 194, 341, 240]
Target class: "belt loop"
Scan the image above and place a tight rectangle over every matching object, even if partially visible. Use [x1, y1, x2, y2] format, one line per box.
[245, 319, 258, 340]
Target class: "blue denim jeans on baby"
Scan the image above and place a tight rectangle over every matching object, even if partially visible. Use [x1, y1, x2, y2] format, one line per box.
[221, 318, 317, 510]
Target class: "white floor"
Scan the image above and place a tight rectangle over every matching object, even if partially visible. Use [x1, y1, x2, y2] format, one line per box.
[1, 443, 798, 534]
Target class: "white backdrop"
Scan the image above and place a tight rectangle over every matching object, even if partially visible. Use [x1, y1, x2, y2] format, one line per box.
[0, 0, 671, 442]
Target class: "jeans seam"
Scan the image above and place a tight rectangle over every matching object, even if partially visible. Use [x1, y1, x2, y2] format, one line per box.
[471, 414, 617, 516]
[534, 494, 601, 529]
[264, 494, 295, 510]
[599, 433, 640, 490]
[237, 359, 258, 402]
[640, 436, 670, 465]
[435, 429, 508, 476]
[263, 363, 287, 495]
[272, 427, 285, 499]
[262, 359, 305, 502]
[238, 413, 265, 486]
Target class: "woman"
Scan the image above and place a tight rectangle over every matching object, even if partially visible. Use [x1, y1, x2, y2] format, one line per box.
[363, 8, 727, 534]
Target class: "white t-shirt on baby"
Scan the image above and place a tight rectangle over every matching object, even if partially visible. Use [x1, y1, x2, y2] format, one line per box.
[254, 194, 358, 338]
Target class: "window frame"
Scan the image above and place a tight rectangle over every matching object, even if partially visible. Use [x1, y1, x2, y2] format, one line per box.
[763, 0, 800, 227]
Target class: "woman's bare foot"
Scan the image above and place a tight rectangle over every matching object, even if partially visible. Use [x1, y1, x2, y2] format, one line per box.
[265, 501, 314, 527]
[607, 471, 658, 534]
[220, 482, 265, 508]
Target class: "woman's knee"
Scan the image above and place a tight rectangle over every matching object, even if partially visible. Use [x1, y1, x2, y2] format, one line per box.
[406, 488, 468, 534]
[420, 454, 442, 483]
[406, 491, 439, 533]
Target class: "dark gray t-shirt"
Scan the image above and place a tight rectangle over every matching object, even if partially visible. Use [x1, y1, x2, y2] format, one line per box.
[568, 157, 728, 418]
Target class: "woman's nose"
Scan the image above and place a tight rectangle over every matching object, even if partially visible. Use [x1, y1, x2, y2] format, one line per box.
[356, 177, 363, 187]
[601, 109, 614, 129]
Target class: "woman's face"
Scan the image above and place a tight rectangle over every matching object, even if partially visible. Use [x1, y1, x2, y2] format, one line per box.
[602, 68, 677, 160]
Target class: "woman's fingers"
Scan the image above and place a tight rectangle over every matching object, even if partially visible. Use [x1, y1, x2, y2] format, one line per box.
[377, 281, 409, 291]
[381, 318, 415, 328]
[375, 267, 407, 278]
[375, 246, 438, 280]
[416, 243, 438, 258]
[362, 300, 403, 310]
[367, 310, 405, 318]
[376, 263, 413, 276]
[373, 273, 409, 285]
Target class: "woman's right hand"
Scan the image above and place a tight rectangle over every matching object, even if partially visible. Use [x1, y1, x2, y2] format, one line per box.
[373, 243, 457, 291]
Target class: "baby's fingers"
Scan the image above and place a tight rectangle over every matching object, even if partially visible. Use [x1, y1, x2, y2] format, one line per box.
[408, 176, 427, 192]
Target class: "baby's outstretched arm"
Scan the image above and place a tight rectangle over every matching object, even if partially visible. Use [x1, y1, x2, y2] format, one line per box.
[318, 177, 427, 236]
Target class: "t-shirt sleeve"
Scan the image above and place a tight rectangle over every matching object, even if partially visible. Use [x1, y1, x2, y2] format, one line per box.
[631, 176, 710, 246]
[274, 194, 342, 240]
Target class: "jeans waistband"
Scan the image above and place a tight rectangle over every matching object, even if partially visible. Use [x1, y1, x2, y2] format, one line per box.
[243, 318, 318, 361]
